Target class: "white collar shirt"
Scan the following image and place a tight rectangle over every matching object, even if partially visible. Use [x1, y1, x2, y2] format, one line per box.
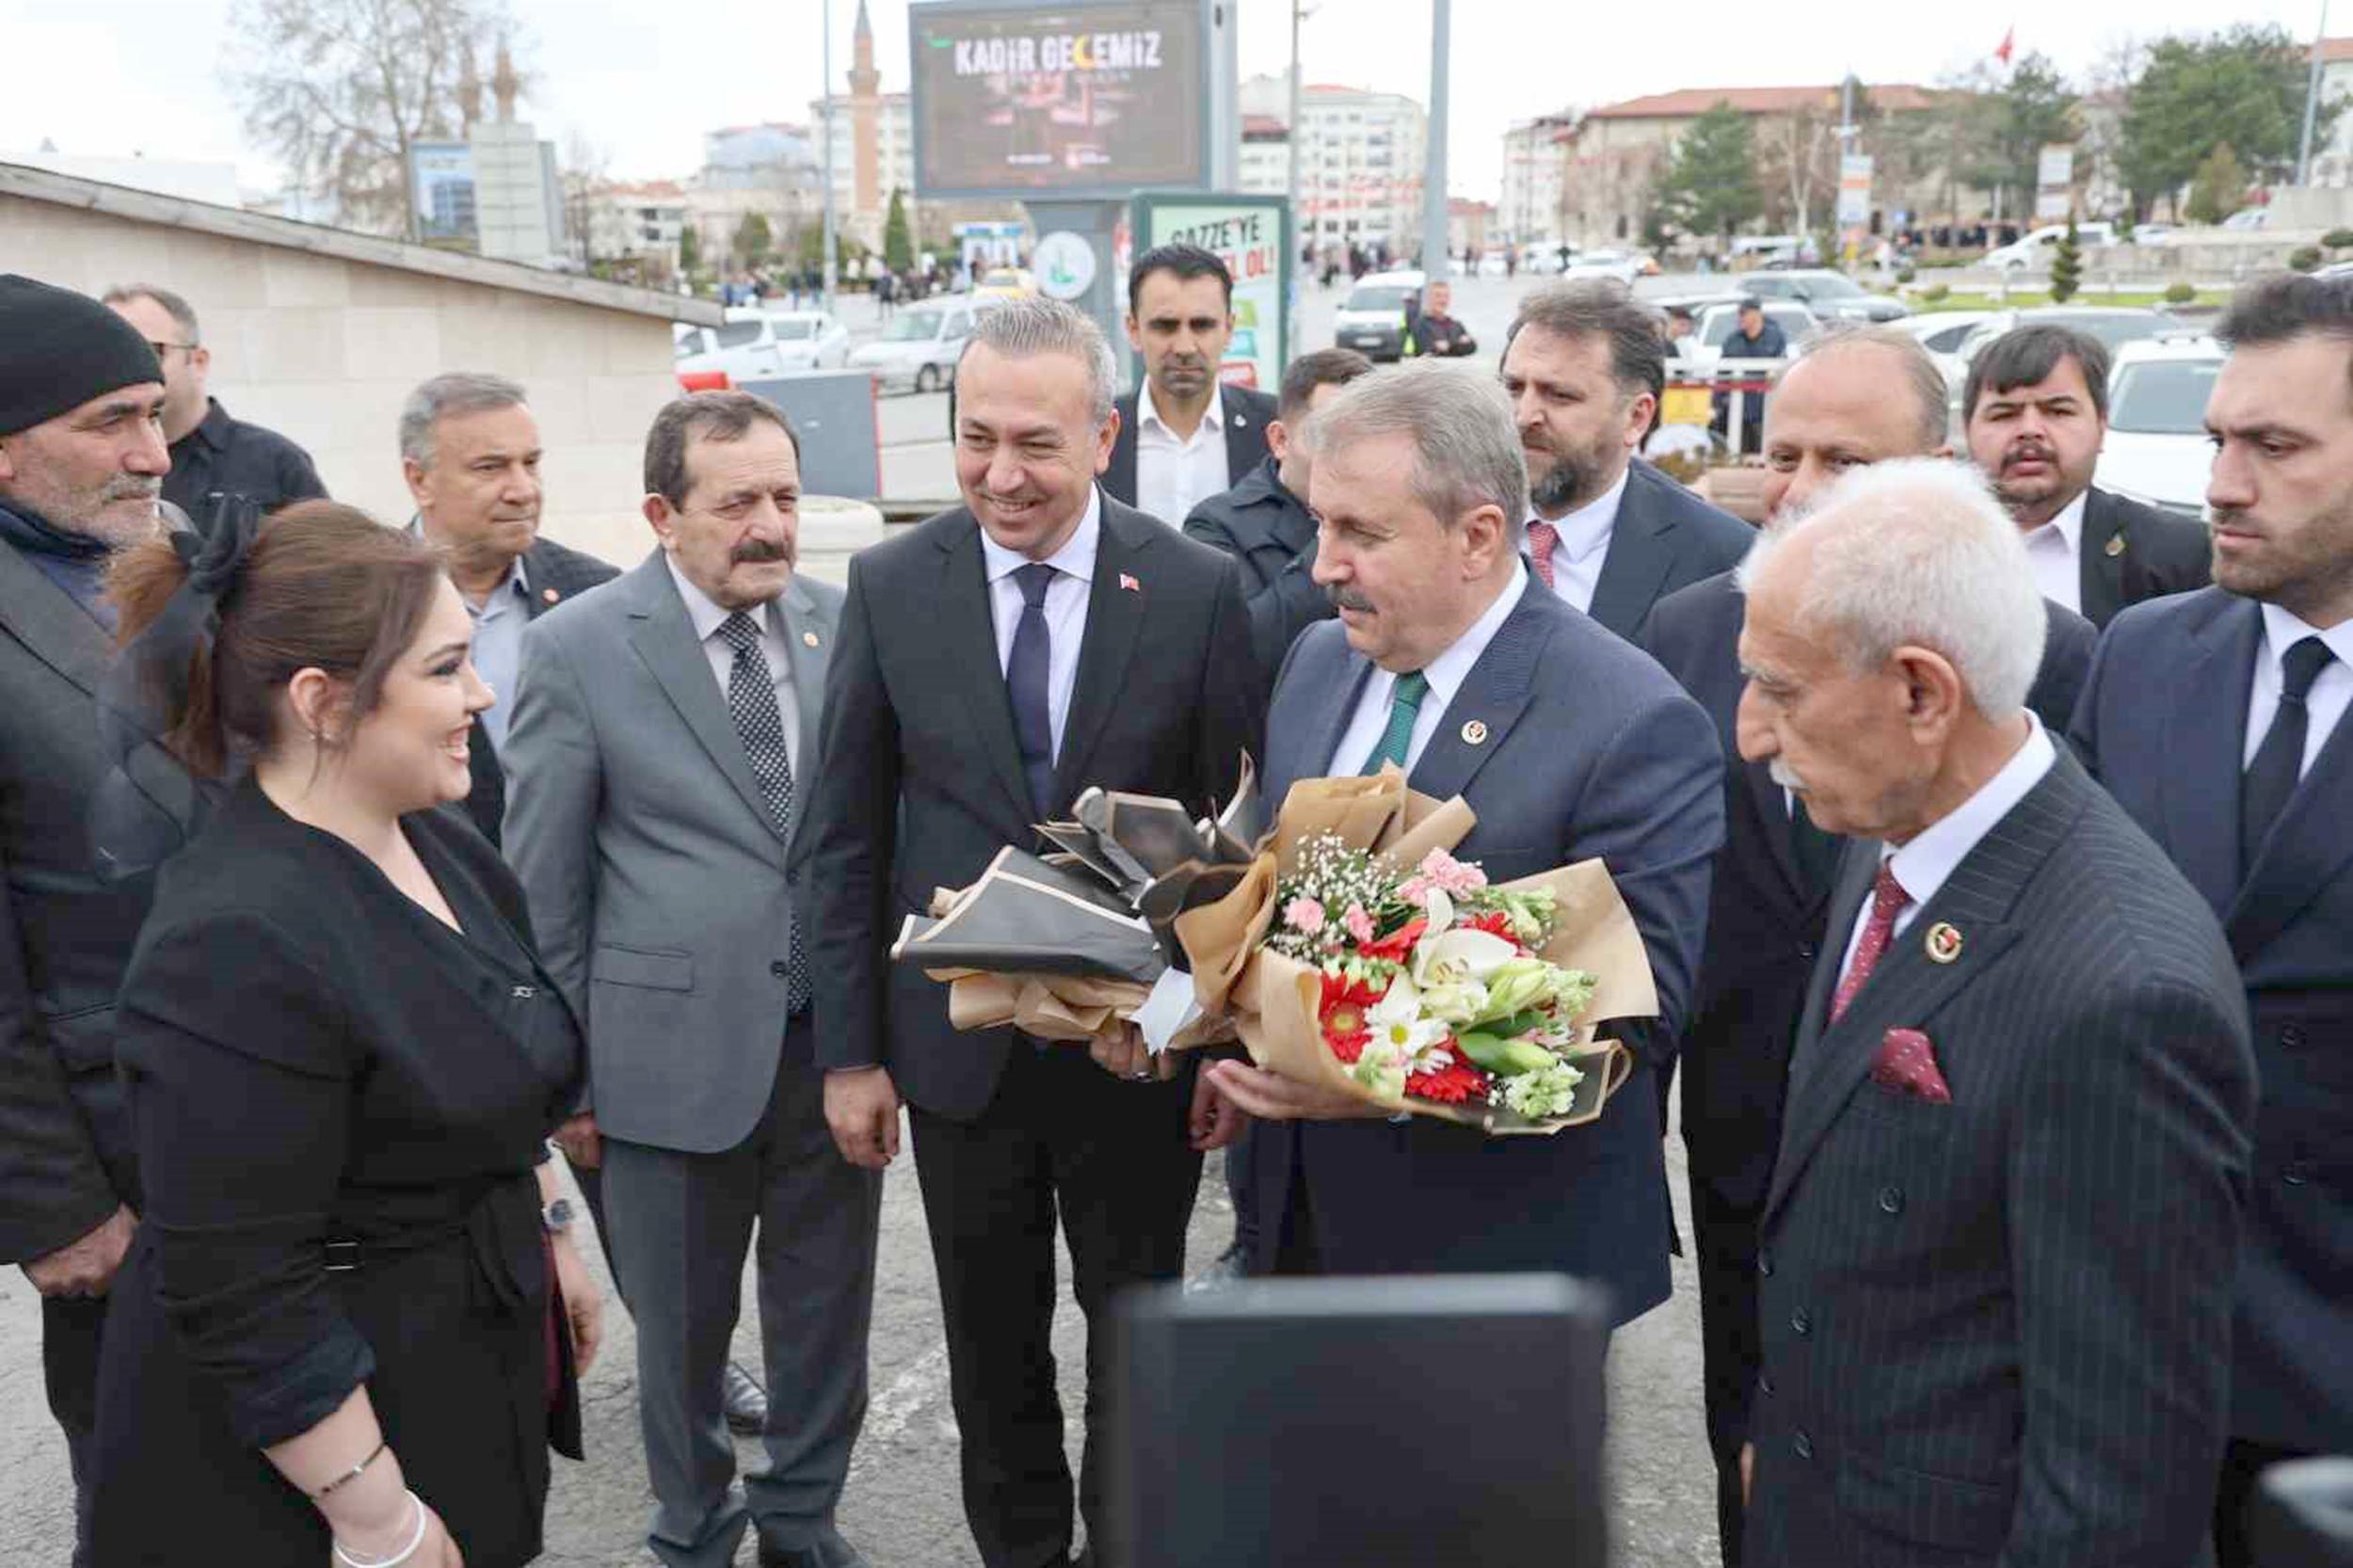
[2245, 601, 2353, 777]
[2017, 489, 2089, 616]
[1326, 564, 1530, 776]
[666, 555, 801, 775]
[979, 486, 1102, 762]
[1529, 466, 1629, 616]
[1134, 379, 1231, 527]
[1837, 712, 2058, 987]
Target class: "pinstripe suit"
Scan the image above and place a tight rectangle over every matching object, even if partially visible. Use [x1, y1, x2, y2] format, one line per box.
[1747, 751, 2256, 1568]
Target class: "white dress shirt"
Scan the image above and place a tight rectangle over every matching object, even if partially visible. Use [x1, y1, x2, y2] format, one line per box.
[1529, 466, 1628, 616]
[1326, 563, 1530, 776]
[980, 486, 1101, 763]
[465, 554, 532, 753]
[2244, 601, 2353, 777]
[1134, 380, 1230, 527]
[1836, 712, 2058, 990]
[2017, 489, 2089, 615]
[666, 555, 801, 775]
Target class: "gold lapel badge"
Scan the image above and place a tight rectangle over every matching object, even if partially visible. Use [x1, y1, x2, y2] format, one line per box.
[542, 586, 561, 604]
[1460, 719, 1489, 745]
[1925, 921, 1963, 964]
[2104, 533, 2125, 558]
[802, 630, 821, 648]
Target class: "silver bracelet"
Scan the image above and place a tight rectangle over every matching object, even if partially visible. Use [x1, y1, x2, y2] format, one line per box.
[330, 1490, 426, 1568]
[311, 1438, 387, 1499]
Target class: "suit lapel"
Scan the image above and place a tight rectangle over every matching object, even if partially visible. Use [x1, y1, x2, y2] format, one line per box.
[1408, 584, 1552, 804]
[1585, 471, 1673, 639]
[2078, 489, 2127, 627]
[1107, 395, 1139, 505]
[1222, 394, 1259, 486]
[935, 516, 1038, 832]
[0, 542, 114, 698]
[2226, 692, 2353, 961]
[775, 576, 828, 792]
[1052, 501, 1151, 806]
[2163, 598, 2260, 917]
[620, 556, 786, 849]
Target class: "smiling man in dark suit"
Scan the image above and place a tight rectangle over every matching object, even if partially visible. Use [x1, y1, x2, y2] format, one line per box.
[2070, 274, 2353, 1567]
[1737, 456, 2253, 1568]
[1962, 323, 2211, 628]
[1104, 244, 1278, 526]
[1500, 280, 1754, 640]
[805, 296, 1260, 1568]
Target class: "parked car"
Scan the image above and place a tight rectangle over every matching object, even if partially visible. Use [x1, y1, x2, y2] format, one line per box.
[2125, 222, 2181, 245]
[1682, 300, 1820, 363]
[1737, 268, 1909, 323]
[673, 310, 853, 384]
[1731, 233, 1807, 269]
[1984, 221, 2118, 270]
[1953, 306, 2183, 369]
[1478, 249, 1513, 277]
[2222, 207, 2273, 232]
[1561, 248, 1646, 284]
[846, 296, 1000, 393]
[2094, 335, 2221, 516]
[973, 266, 1037, 299]
[1333, 269, 1427, 362]
[1903, 310, 2001, 356]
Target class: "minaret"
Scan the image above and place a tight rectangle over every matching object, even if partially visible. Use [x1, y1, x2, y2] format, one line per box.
[849, 0, 882, 242]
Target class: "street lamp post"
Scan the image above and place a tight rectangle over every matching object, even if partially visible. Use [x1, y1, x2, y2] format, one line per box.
[1419, 0, 1450, 277]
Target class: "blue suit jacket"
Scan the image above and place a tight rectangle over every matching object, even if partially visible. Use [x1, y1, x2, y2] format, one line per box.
[1249, 578, 1722, 1321]
[2071, 586, 2353, 1452]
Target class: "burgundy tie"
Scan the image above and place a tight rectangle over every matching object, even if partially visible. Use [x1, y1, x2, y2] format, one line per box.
[1830, 862, 1910, 1024]
[1526, 520, 1561, 592]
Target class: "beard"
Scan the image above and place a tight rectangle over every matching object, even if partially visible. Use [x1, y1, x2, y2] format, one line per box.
[1528, 445, 1602, 514]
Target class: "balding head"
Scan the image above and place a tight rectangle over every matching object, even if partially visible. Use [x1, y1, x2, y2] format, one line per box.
[1761, 326, 1953, 522]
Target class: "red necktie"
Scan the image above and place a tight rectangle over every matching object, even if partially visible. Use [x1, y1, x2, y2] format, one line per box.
[1830, 862, 1910, 1024]
[1526, 520, 1561, 592]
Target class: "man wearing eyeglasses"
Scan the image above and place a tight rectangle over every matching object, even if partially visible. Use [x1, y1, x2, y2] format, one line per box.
[103, 283, 327, 517]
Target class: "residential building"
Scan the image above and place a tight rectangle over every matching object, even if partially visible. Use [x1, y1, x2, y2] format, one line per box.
[583, 179, 690, 277]
[1500, 111, 1576, 249]
[1448, 197, 1496, 258]
[1236, 75, 1428, 262]
[2305, 38, 2353, 187]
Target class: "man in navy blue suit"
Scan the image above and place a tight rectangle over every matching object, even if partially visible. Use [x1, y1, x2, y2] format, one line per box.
[2071, 273, 2353, 1567]
[1205, 360, 1723, 1329]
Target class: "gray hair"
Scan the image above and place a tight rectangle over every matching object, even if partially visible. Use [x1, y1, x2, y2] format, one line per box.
[1309, 360, 1529, 545]
[102, 283, 200, 344]
[398, 372, 529, 468]
[957, 296, 1117, 424]
[1783, 324, 1951, 453]
[1738, 457, 2044, 718]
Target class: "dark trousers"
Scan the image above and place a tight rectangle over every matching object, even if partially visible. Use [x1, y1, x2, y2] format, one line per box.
[909, 1042, 1203, 1568]
[2217, 1436, 2314, 1568]
[44, 1293, 105, 1568]
[1689, 1175, 1763, 1568]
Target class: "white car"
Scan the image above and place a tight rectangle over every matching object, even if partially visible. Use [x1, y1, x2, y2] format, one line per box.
[846, 297, 1000, 393]
[674, 310, 852, 381]
[1333, 269, 1427, 362]
[1682, 300, 1818, 363]
[1984, 221, 2117, 270]
[2094, 335, 2221, 516]
[1561, 248, 1645, 285]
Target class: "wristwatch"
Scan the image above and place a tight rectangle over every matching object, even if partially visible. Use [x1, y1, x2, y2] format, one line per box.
[541, 1196, 577, 1235]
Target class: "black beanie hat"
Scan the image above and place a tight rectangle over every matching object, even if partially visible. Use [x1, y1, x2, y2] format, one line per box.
[0, 275, 165, 438]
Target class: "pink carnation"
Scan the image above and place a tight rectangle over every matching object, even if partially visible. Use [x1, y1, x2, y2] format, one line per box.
[1284, 896, 1327, 935]
[1342, 903, 1376, 943]
[1417, 848, 1488, 895]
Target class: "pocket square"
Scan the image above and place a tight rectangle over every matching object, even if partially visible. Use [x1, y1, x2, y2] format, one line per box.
[1871, 1028, 1952, 1104]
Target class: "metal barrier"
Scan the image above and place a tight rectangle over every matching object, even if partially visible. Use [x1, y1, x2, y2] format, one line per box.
[1659, 357, 1788, 458]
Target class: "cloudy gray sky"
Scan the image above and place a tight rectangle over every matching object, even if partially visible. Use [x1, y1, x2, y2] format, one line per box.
[3, 0, 2333, 200]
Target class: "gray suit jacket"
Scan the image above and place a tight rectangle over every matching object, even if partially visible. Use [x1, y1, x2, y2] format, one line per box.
[1747, 753, 2256, 1568]
[503, 551, 841, 1154]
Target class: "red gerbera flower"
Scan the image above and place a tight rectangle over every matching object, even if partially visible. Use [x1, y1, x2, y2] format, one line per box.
[1358, 917, 1427, 962]
[1318, 972, 1384, 1040]
[1405, 1040, 1492, 1105]
[1324, 1026, 1371, 1064]
[1465, 910, 1514, 939]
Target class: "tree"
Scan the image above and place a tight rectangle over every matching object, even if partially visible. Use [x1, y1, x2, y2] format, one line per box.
[678, 221, 701, 277]
[1942, 54, 2078, 222]
[2121, 26, 2334, 217]
[228, 0, 518, 240]
[1754, 99, 1838, 234]
[734, 212, 774, 268]
[883, 187, 915, 274]
[2185, 143, 2249, 224]
[2049, 217, 2084, 302]
[1655, 103, 1761, 246]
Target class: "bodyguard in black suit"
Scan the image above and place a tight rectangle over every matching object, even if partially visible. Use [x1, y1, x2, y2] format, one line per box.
[1500, 280, 1753, 639]
[806, 298, 1261, 1568]
[1738, 458, 2253, 1568]
[2069, 275, 2353, 1567]
[1635, 325, 2098, 1565]
[1962, 323, 2211, 627]
[1103, 242, 1278, 523]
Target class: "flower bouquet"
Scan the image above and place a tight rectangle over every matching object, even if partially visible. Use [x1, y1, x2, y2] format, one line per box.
[1173, 767, 1654, 1134]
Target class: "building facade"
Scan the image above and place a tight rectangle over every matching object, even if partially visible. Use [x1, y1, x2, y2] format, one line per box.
[1236, 75, 1428, 262]
[1499, 113, 1575, 250]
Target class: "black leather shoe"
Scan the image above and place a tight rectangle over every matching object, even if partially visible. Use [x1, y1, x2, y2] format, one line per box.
[758, 1529, 870, 1568]
[722, 1360, 769, 1435]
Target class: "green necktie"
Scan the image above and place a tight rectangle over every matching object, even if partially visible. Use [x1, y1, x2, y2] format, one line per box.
[1359, 670, 1431, 775]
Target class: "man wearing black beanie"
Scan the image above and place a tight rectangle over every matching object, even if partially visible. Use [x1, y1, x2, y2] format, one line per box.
[0, 272, 172, 1567]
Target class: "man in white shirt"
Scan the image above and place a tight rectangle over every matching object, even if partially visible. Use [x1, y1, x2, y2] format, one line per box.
[1735, 456, 2253, 1568]
[1499, 280, 1751, 638]
[1104, 243, 1276, 524]
[1961, 323, 2209, 627]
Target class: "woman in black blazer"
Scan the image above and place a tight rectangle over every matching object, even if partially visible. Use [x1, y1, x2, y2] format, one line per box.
[88, 504, 600, 1567]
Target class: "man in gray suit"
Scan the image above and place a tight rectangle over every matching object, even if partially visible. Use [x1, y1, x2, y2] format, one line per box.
[1734, 457, 2255, 1568]
[505, 392, 879, 1568]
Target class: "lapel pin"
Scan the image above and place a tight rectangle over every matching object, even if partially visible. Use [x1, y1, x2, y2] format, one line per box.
[2104, 533, 2125, 557]
[802, 630, 820, 648]
[1925, 921, 1963, 964]
[1119, 572, 1142, 593]
[1460, 719, 1489, 745]
[542, 586, 561, 604]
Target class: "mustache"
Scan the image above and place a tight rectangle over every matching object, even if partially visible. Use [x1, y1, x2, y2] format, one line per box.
[731, 537, 792, 564]
[2000, 440, 2056, 469]
[1324, 583, 1376, 613]
[102, 477, 162, 503]
[1768, 759, 1808, 792]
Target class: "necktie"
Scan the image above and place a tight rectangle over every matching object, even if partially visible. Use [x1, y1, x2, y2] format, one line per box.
[1526, 520, 1561, 593]
[1359, 670, 1430, 776]
[2241, 635, 2337, 873]
[718, 612, 809, 1014]
[1830, 861, 1910, 1025]
[1007, 563, 1058, 818]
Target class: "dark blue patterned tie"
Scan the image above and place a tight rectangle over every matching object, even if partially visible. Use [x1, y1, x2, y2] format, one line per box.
[2241, 635, 2336, 874]
[1007, 563, 1058, 819]
[719, 612, 809, 1014]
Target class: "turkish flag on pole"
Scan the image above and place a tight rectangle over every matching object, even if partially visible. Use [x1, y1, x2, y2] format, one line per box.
[1995, 25, 2015, 64]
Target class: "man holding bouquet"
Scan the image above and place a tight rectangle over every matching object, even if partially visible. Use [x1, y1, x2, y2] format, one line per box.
[803, 296, 1261, 1568]
[1205, 360, 1723, 1327]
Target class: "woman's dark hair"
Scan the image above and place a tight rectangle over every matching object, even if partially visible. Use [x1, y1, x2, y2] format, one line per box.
[107, 501, 448, 776]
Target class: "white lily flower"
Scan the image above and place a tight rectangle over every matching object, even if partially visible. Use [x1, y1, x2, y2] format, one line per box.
[1421, 886, 1455, 931]
[1367, 974, 1449, 1062]
[1410, 926, 1520, 988]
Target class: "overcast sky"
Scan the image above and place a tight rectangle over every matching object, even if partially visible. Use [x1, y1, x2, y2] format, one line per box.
[3, 0, 2334, 201]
